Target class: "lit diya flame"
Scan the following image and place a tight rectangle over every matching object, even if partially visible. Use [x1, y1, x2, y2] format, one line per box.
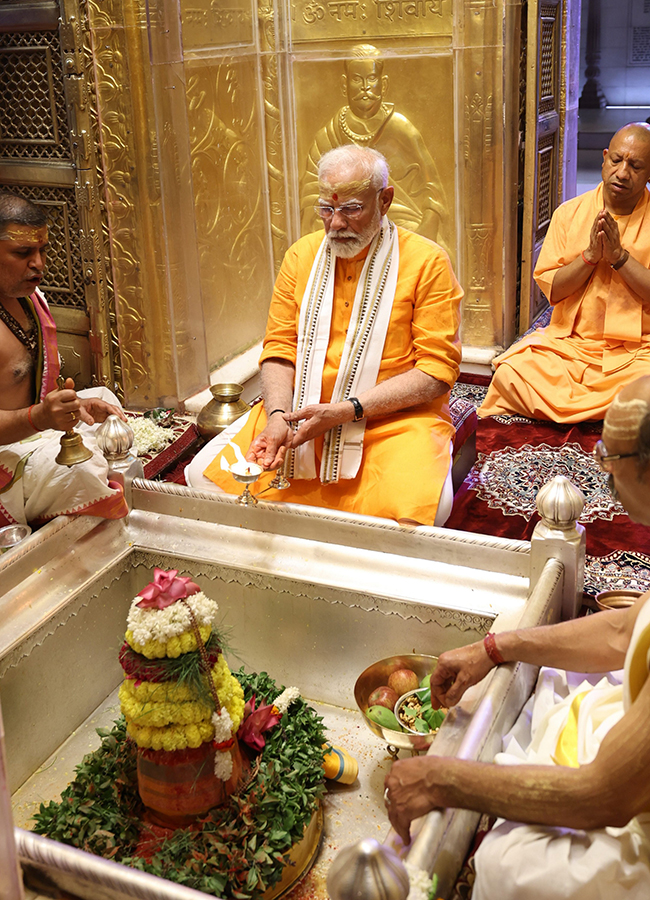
[230, 461, 263, 478]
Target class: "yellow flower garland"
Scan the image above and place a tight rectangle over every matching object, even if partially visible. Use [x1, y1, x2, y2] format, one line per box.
[122, 656, 246, 750]
[120, 690, 211, 728]
[125, 624, 213, 659]
[127, 720, 215, 752]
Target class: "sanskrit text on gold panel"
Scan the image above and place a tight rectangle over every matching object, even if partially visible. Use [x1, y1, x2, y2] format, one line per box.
[291, 0, 452, 42]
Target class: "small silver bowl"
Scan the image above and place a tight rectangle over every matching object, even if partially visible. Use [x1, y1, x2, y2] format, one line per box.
[0, 523, 32, 553]
[595, 589, 643, 611]
[354, 654, 438, 752]
[394, 688, 432, 735]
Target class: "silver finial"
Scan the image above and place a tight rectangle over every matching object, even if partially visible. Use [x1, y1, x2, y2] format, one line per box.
[96, 415, 135, 462]
[536, 475, 585, 530]
[326, 838, 409, 900]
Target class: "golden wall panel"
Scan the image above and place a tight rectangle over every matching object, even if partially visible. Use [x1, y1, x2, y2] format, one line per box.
[85, 0, 525, 396]
[259, 0, 291, 269]
[185, 55, 274, 368]
[294, 48, 455, 259]
[180, 0, 255, 49]
[456, 38, 505, 348]
[289, 0, 452, 43]
[87, 0, 175, 407]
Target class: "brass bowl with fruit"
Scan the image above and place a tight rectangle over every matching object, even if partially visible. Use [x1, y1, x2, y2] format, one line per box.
[354, 654, 439, 752]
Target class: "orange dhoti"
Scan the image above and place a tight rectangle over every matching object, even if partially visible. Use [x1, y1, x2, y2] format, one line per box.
[202, 400, 455, 524]
[480, 185, 650, 423]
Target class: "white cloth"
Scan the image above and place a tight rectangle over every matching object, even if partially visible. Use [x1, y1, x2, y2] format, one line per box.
[0, 387, 122, 526]
[291, 216, 399, 483]
[473, 651, 650, 900]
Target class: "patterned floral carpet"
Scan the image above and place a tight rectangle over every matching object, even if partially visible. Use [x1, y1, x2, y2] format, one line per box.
[447, 375, 650, 598]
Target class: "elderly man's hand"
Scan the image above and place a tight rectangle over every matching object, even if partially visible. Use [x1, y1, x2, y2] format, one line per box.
[430, 641, 495, 709]
[285, 401, 354, 448]
[384, 757, 444, 845]
[246, 416, 293, 469]
[78, 396, 126, 426]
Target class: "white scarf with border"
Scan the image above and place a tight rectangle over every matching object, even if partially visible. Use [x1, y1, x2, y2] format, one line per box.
[289, 216, 399, 483]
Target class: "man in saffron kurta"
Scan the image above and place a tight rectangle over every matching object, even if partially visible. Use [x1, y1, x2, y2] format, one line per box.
[479, 123, 650, 423]
[0, 192, 128, 527]
[204, 146, 462, 524]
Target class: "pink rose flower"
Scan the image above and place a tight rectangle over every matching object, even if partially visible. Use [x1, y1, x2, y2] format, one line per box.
[136, 568, 201, 609]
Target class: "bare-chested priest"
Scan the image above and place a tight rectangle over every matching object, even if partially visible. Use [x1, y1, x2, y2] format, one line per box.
[480, 123, 650, 423]
[0, 191, 128, 527]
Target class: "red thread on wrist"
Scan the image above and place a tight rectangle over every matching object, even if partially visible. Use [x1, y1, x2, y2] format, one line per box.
[484, 632, 505, 666]
[27, 404, 42, 432]
[581, 250, 597, 267]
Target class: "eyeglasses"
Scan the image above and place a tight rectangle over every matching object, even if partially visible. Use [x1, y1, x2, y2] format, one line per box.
[314, 189, 383, 221]
[592, 439, 639, 472]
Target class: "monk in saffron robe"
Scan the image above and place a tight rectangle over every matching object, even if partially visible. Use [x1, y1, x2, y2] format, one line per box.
[203, 145, 462, 525]
[479, 123, 650, 423]
[0, 192, 128, 527]
[384, 377, 650, 900]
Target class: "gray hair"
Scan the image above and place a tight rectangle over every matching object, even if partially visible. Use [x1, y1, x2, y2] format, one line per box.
[317, 145, 390, 191]
[0, 191, 47, 239]
[638, 413, 650, 476]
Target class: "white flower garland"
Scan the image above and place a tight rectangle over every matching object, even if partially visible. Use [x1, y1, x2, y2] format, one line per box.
[212, 708, 234, 743]
[212, 708, 235, 781]
[405, 862, 435, 900]
[129, 417, 175, 455]
[213, 749, 234, 781]
[127, 592, 219, 647]
[273, 686, 300, 715]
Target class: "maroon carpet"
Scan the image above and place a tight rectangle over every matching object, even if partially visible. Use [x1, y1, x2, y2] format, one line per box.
[443, 380, 650, 601]
[446, 414, 650, 558]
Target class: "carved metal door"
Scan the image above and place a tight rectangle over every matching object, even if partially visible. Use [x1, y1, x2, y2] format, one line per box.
[519, 0, 571, 333]
[0, 0, 119, 393]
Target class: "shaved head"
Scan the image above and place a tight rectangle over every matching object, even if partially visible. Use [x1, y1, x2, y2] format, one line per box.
[601, 124, 650, 212]
[610, 122, 650, 149]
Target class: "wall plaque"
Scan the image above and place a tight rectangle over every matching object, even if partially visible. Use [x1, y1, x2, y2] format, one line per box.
[181, 0, 254, 50]
[290, 0, 451, 42]
[628, 0, 650, 65]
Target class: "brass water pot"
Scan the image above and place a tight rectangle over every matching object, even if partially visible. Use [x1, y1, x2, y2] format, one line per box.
[196, 383, 250, 440]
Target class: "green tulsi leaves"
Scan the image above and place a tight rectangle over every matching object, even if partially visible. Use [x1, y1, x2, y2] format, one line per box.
[33, 668, 326, 899]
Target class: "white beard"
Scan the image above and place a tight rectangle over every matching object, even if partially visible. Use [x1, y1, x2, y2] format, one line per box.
[326, 210, 382, 259]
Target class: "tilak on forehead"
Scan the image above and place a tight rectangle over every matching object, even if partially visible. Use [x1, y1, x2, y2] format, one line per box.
[603, 394, 650, 441]
[1, 225, 48, 243]
[318, 176, 372, 199]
